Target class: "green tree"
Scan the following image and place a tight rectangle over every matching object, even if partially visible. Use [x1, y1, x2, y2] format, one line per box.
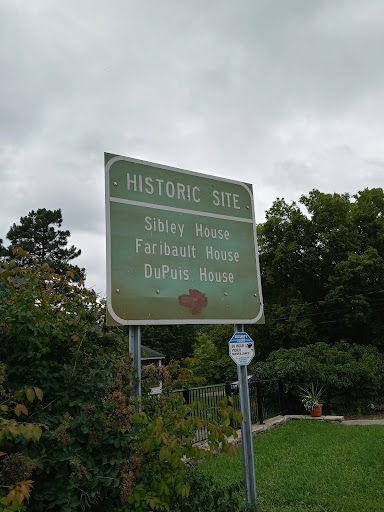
[248, 300, 317, 357]
[352, 187, 384, 254]
[191, 326, 238, 384]
[323, 247, 384, 348]
[141, 325, 198, 363]
[0, 238, 5, 258]
[4, 208, 85, 280]
[256, 188, 384, 357]
[192, 334, 221, 383]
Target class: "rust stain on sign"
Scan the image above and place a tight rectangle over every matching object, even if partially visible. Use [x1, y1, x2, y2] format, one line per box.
[178, 289, 208, 314]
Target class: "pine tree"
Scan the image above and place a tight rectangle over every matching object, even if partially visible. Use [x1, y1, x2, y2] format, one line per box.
[0, 238, 6, 258]
[5, 208, 85, 280]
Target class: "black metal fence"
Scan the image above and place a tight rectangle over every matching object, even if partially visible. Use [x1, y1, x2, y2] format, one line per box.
[174, 378, 285, 443]
[248, 378, 286, 424]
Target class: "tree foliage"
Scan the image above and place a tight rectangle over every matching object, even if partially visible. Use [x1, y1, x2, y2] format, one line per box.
[0, 239, 6, 259]
[141, 325, 198, 364]
[251, 187, 384, 358]
[3, 209, 85, 280]
[192, 327, 238, 384]
[0, 255, 239, 511]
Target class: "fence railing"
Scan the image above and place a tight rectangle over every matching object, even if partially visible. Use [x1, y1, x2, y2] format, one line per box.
[173, 378, 285, 443]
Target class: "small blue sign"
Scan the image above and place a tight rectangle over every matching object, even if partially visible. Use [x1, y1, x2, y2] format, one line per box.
[230, 332, 254, 344]
[229, 332, 255, 366]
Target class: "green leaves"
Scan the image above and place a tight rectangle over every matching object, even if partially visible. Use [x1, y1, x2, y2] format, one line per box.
[253, 187, 384, 359]
[0, 417, 44, 445]
[26, 387, 35, 402]
[232, 411, 244, 424]
[169, 469, 245, 512]
[34, 387, 43, 400]
[23, 424, 43, 442]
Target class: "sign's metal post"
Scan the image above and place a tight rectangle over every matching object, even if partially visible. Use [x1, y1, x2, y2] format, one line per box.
[234, 324, 257, 509]
[129, 325, 141, 406]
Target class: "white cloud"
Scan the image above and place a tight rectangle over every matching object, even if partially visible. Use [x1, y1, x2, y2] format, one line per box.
[1, 0, 384, 294]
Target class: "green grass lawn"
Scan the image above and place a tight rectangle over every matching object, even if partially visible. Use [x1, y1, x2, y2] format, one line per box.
[200, 421, 384, 512]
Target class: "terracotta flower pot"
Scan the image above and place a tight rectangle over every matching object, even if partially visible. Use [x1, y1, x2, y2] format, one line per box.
[310, 404, 323, 417]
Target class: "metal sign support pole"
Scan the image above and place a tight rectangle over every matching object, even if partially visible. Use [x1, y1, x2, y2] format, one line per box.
[234, 324, 257, 509]
[129, 325, 141, 406]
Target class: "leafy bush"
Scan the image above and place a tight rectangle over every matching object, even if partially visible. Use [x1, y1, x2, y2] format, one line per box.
[171, 469, 245, 512]
[0, 366, 44, 511]
[0, 254, 136, 511]
[0, 253, 241, 511]
[118, 393, 241, 512]
[251, 342, 384, 414]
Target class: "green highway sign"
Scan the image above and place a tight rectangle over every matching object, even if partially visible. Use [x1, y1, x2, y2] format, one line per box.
[105, 153, 264, 325]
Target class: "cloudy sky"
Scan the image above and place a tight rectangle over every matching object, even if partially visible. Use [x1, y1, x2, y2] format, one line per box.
[1, 0, 384, 294]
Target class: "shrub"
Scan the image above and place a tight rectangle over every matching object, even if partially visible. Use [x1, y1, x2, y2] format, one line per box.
[0, 366, 44, 511]
[0, 255, 136, 511]
[251, 342, 384, 414]
[171, 469, 245, 512]
[0, 254, 241, 511]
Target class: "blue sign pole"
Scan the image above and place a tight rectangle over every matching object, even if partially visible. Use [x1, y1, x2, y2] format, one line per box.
[234, 324, 257, 509]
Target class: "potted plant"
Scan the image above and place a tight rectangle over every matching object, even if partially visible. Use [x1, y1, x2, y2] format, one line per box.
[299, 383, 324, 417]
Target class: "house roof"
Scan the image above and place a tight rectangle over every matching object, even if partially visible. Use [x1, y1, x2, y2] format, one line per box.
[141, 345, 166, 360]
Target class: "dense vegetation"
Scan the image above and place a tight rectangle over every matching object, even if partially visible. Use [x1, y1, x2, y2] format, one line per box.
[252, 342, 384, 414]
[0, 254, 241, 511]
[254, 187, 384, 356]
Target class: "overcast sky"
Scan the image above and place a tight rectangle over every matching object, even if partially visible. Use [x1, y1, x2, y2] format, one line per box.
[1, 0, 384, 294]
